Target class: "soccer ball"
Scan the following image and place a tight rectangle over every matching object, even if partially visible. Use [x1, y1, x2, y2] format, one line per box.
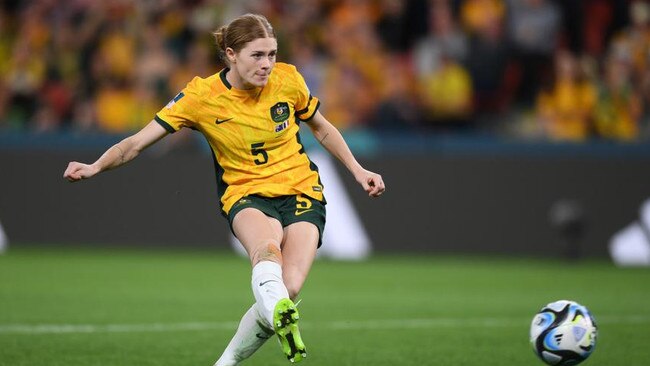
[530, 300, 598, 365]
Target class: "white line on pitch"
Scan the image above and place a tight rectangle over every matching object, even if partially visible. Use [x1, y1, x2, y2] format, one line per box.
[0, 315, 647, 335]
[0, 322, 239, 335]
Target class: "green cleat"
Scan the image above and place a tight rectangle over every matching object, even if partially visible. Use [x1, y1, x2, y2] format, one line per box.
[273, 298, 307, 363]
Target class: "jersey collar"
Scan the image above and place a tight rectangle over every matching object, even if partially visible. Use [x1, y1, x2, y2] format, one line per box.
[219, 67, 264, 98]
[219, 68, 232, 89]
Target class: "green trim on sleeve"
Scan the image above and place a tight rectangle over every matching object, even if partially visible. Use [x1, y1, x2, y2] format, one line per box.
[297, 100, 321, 122]
[155, 116, 176, 133]
[295, 95, 313, 116]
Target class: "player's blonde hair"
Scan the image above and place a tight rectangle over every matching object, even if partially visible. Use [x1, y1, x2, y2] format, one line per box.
[213, 14, 276, 65]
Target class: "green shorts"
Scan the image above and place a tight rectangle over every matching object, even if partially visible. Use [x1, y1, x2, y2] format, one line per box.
[227, 194, 326, 248]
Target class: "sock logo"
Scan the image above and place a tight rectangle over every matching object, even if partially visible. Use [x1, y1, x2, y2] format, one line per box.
[255, 332, 271, 339]
[259, 279, 278, 287]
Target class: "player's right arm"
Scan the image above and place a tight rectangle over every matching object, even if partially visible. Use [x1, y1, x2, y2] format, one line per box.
[63, 120, 168, 182]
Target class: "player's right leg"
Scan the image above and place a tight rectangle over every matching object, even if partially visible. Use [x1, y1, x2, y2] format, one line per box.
[230, 206, 308, 362]
[273, 297, 306, 363]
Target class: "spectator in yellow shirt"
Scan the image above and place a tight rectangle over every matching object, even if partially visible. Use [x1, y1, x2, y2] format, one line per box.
[536, 50, 597, 141]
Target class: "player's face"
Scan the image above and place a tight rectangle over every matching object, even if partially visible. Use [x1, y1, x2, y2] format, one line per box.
[228, 37, 277, 89]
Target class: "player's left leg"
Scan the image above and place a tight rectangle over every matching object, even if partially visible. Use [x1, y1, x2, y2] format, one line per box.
[213, 304, 274, 366]
[281, 222, 319, 299]
[273, 222, 319, 363]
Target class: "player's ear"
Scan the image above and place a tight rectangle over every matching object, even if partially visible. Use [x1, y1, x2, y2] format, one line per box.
[225, 47, 236, 64]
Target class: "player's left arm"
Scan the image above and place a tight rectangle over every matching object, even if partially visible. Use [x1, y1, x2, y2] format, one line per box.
[306, 111, 385, 197]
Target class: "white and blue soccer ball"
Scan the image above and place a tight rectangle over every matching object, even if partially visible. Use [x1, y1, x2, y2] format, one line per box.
[530, 300, 598, 365]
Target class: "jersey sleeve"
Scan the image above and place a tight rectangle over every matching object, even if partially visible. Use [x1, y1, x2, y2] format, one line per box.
[154, 78, 200, 133]
[292, 67, 320, 122]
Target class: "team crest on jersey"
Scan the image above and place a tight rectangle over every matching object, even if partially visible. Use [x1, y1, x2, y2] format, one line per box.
[270, 102, 290, 122]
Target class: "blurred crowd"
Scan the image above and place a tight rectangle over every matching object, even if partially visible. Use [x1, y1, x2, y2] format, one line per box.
[0, 0, 649, 142]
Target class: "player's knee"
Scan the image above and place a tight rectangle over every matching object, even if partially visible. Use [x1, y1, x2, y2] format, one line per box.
[251, 241, 282, 265]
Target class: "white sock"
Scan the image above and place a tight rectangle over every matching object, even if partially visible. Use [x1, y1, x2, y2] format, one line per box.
[214, 305, 274, 366]
[252, 261, 289, 328]
[0, 219, 7, 254]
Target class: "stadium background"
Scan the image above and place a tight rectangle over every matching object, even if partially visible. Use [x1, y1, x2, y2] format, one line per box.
[2, 2, 650, 366]
[1, 0, 650, 259]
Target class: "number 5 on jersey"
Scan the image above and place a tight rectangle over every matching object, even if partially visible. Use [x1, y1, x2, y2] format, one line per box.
[251, 142, 268, 165]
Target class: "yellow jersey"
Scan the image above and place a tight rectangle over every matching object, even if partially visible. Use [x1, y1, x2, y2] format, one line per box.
[155, 62, 323, 215]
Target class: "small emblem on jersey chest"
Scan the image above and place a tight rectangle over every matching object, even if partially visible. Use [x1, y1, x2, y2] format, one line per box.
[270, 102, 290, 122]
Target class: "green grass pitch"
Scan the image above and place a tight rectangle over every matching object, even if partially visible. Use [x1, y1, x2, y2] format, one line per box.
[1, 246, 649, 365]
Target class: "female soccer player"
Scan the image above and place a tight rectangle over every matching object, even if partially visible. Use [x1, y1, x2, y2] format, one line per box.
[63, 13, 384, 365]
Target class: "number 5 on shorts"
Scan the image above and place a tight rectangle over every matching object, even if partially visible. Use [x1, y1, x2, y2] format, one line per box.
[295, 195, 313, 216]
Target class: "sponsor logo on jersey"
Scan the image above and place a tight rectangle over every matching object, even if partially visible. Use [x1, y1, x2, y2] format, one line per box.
[215, 117, 233, 124]
[275, 121, 288, 132]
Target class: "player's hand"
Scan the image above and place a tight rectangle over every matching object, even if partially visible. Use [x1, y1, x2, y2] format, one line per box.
[63, 162, 99, 182]
[355, 169, 385, 198]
